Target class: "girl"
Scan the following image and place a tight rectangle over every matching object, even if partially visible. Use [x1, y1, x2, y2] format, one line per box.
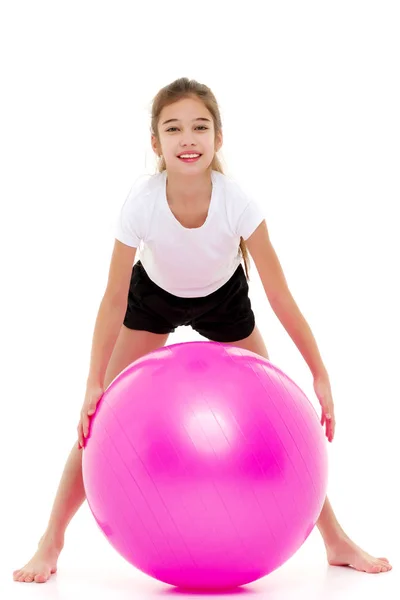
[13, 78, 391, 584]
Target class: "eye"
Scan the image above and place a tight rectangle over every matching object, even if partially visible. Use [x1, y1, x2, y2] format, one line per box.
[166, 126, 208, 132]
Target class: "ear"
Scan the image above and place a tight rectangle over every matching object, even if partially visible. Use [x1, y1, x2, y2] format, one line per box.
[216, 130, 223, 152]
[151, 134, 160, 155]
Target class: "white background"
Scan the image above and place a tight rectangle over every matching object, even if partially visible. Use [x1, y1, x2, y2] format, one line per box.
[1, 1, 399, 598]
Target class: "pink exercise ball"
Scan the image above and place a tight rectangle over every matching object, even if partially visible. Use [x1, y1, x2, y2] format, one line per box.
[82, 341, 328, 591]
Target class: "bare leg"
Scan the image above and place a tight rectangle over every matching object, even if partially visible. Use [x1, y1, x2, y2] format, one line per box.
[316, 496, 392, 573]
[13, 444, 83, 583]
[13, 328, 169, 583]
[224, 325, 393, 574]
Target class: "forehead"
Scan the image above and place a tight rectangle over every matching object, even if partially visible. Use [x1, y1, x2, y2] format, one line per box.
[160, 97, 212, 123]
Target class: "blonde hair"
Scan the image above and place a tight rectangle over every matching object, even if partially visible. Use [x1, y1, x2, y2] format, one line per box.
[150, 77, 251, 280]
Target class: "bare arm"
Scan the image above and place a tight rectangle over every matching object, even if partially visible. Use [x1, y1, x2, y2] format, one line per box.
[245, 220, 327, 378]
[86, 239, 137, 387]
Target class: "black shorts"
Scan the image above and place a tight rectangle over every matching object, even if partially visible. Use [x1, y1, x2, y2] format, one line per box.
[123, 260, 255, 343]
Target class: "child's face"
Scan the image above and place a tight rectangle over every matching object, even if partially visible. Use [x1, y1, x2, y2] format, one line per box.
[152, 97, 222, 173]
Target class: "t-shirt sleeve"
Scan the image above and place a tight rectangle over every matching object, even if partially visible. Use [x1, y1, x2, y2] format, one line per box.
[114, 180, 147, 247]
[236, 197, 265, 240]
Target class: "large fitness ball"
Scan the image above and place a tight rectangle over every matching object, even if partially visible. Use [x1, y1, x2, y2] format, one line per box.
[82, 341, 328, 590]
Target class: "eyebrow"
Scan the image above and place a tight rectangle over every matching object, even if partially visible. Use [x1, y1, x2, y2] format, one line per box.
[162, 117, 212, 126]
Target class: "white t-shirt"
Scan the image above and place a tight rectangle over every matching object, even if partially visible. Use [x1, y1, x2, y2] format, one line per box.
[114, 170, 264, 298]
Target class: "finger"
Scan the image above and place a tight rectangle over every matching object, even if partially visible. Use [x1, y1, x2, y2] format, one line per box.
[327, 414, 335, 437]
[88, 401, 99, 417]
[323, 418, 329, 439]
[79, 421, 84, 444]
[83, 414, 89, 438]
[85, 411, 94, 437]
[328, 419, 335, 442]
[77, 423, 83, 448]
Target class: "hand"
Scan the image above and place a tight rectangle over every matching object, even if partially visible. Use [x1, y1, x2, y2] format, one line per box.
[313, 374, 336, 442]
[77, 383, 104, 449]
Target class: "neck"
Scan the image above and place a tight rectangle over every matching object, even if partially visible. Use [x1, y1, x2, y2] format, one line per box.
[165, 169, 212, 204]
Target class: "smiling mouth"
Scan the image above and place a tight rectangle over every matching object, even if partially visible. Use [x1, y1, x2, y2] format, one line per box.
[178, 154, 202, 162]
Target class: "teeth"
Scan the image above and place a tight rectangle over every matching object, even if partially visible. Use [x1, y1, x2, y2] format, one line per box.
[179, 154, 200, 158]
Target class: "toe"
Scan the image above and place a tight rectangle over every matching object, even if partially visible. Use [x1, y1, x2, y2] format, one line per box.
[380, 563, 391, 572]
[34, 573, 48, 583]
[373, 563, 389, 573]
[372, 565, 382, 573]
[379, 559, 392, 569]
[24, 574, 34, 582]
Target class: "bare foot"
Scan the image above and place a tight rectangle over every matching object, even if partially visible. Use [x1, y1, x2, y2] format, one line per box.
[13, 533, 64, 583]
[326, 534, 392, 574]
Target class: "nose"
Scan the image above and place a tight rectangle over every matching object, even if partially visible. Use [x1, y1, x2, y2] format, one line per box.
[179, 133, 198, 147]
[180, 140, 197, 149]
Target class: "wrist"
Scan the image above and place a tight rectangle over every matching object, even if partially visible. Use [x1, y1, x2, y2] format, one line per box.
[86, 375, 103, 389]
[312, 367, 329, 381]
